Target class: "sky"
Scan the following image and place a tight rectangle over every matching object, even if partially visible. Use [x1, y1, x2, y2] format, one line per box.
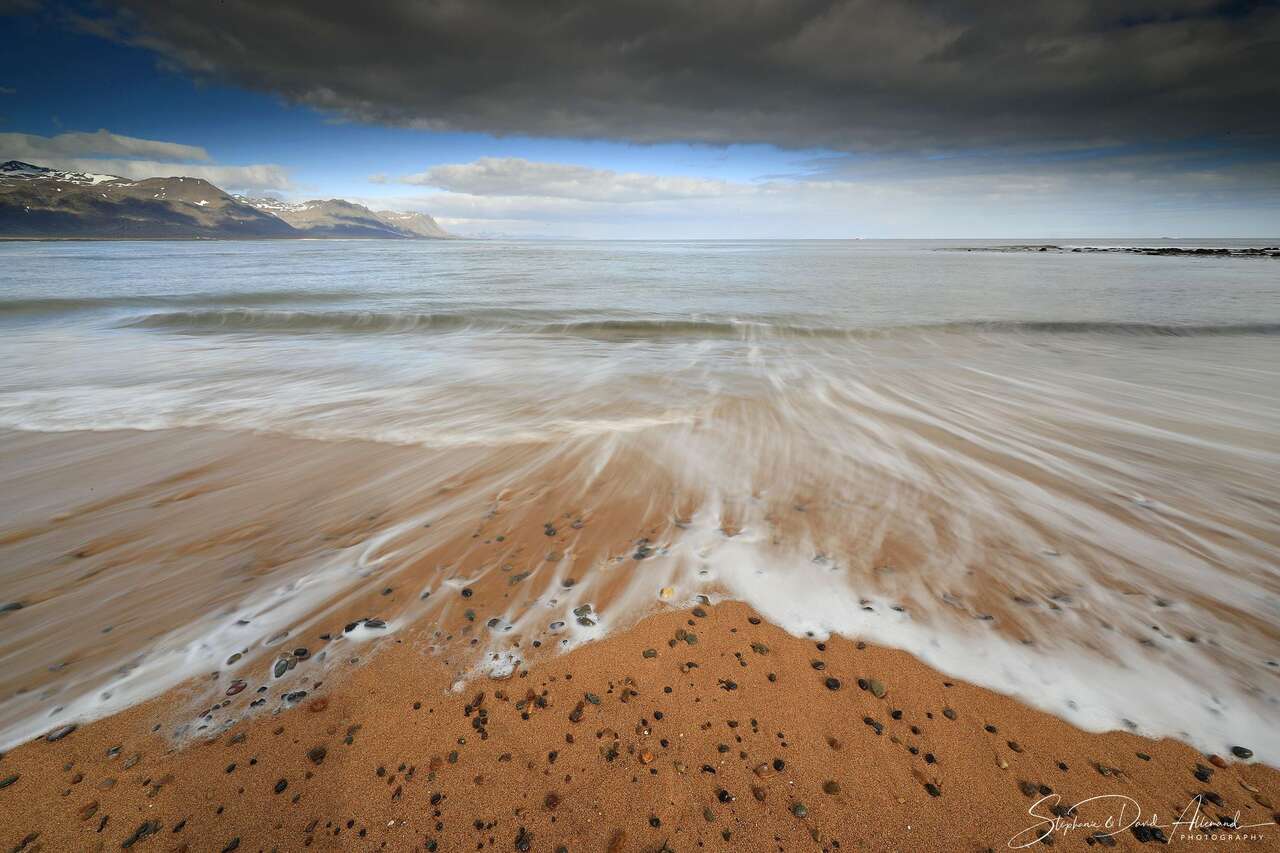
[1, 0, 1278, 238]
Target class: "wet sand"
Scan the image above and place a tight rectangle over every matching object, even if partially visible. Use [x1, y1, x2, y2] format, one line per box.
[5, 239, 1280, 850]
[1, 394, 1278, 852]
[2, 600, 1278, 851]
[2, 449, 1279, 849]
[3, 418, 1279, 758]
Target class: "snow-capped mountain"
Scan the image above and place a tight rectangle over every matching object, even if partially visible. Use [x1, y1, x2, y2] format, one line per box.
[236, 196, 455, 239]
[1, 160, 124, 186]
[0, 162, 297, 239]
[374, 209, 452, 239]
[0, 162, 453, 240]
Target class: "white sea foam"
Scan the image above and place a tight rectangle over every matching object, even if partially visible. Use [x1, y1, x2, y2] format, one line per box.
[0, 239, 1276, 759]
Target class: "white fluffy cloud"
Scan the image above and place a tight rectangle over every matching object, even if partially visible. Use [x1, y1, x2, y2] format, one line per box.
[50, 158, 292, 190]
[0, 130, 290, 190]
[1, 129, 209, 162]
[374, 151, 1280, 239]
[398, 157, 751, 203]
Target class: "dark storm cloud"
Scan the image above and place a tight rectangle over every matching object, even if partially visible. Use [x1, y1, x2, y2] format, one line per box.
[81, 0, 1280, 152]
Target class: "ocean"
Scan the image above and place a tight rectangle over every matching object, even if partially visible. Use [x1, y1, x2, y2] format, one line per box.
[0, 238, 1278, 757]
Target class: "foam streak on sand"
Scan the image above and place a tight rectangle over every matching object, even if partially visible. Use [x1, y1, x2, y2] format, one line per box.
[0, 239, 1278, 770]
[0, 325, 1277, 761]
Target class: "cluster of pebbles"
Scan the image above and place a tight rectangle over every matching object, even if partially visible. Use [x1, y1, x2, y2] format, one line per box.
[1, 600, 1275, 852]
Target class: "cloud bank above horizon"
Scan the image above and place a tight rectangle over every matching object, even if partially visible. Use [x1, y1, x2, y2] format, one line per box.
[85, 0, 1280, 155]
[0, 130, 291, 190]
[2, 0, 1278, 236]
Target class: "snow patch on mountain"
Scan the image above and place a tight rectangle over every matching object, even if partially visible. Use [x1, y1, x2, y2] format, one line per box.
[1, 160, 122, 186]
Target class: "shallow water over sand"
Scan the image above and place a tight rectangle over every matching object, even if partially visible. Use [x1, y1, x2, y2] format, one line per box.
[0, 239, 1277, 755]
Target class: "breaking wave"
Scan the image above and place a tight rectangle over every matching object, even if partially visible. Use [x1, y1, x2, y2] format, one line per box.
[0, 290, 385, 318]
[117, 308, 1280, 339]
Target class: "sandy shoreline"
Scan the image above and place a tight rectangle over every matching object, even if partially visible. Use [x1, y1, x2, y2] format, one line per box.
[2, 600, 1277, 851]
[1, 416, 1278, 850]
[3, 422, 1278, 761]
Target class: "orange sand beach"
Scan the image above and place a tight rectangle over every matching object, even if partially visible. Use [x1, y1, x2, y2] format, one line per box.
[1, 602, 1278, 851]
[4, 0, 1280, 846]
[1, 427, 1278, 850]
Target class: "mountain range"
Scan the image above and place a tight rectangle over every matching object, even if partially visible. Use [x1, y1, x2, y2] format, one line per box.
[0, 161, 453, 240]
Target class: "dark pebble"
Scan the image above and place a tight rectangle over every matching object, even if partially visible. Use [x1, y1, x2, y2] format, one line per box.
[0, 773, 17, 789]
[122, 820, 161, 848]
[824, 677, 841, 691]
[45, 724, 77, 742]
[1231, 746, 1254, 760]
[1130, 824, 1168, 844]
[273, 778, 288, 794]
[924, 783, 941, 797]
